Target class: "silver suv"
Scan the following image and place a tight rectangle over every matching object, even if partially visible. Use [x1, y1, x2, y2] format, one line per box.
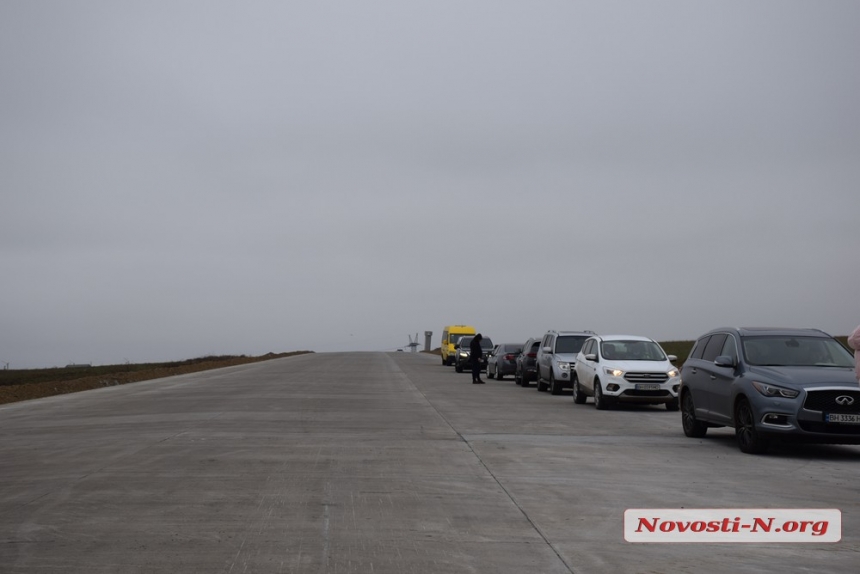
[536, 330, 594, 394]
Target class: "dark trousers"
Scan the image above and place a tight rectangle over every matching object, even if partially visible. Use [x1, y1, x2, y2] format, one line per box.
[471, 361, 482, 381]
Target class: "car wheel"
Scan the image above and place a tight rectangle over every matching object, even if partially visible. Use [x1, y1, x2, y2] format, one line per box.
[594, 380, 611, 410]
[734, 398, 769, 454]
[681, 392, 707, 438]
[497, 370, 504, 380]
[537, 371, 548, 392]
[572, 375, 587, 404]
[665, 399, 679, 411]
[488, 364, 495, 379]
[455, 362, 462, 373]
[550, 371, 562, 395]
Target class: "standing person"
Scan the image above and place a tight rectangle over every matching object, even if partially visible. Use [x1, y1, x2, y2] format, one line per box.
[470, 333, 485, 384]
[848, 325, 860, 383]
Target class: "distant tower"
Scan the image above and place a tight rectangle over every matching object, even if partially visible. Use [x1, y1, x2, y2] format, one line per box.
[407, 333, 420, 352]
[424, 331, 433, 352]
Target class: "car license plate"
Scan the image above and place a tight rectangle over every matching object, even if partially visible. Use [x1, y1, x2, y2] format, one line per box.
[825, 413, 860, 424]
[635, 384, 661, 391]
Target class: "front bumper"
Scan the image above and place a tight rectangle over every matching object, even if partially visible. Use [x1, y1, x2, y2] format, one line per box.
[458, 354, 488, 369]
[751, 392, 860, 445]
[602, 375, 680, 403]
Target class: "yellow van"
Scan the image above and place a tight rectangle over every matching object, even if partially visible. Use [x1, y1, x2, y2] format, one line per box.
[441, 325, 476, 366]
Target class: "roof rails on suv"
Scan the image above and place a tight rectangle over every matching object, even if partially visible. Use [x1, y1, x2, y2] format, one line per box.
[535, 330, 596, 395]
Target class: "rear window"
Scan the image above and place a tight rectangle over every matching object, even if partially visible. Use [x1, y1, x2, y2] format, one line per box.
[503, 345, 523, 353]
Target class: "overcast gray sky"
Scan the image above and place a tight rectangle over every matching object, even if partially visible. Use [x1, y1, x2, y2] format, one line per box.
[2, 1, 859, 368]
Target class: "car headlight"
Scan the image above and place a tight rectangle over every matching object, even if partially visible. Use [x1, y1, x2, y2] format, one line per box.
[459, 352, 468, 357]
[604, 367, 624, 377]
[558, 362, 570, 371]
[667, 369, 679, 378]
[751, 381, 799, 399]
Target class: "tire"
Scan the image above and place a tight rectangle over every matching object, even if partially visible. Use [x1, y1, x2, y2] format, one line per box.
[515, 369, 522, 385]
[681, 392, 707, 438]
[550, 372, 562, 395]
[455, 362, 462, 373]
[665, 399, 679, 411]
[497, 370, 504, 380]
[594, 380, 611, 410]
[572, 375, 587, 405]
[735, 398, 769, 454]
[537, 370, 548, 392]
[488, 365, 495, 379]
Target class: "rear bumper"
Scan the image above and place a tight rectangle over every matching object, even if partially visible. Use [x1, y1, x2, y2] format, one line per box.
[497, 362, 517, 375]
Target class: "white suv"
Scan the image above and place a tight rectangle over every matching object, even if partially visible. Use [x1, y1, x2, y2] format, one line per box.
[573, 335, 680, 410]
[535, 330, 594, 395]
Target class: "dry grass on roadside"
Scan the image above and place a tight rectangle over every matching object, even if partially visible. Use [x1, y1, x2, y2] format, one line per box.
[0, 351, 313, 405]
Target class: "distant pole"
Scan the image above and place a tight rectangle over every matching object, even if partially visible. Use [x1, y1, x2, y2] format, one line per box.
[424, 331, 433, 352]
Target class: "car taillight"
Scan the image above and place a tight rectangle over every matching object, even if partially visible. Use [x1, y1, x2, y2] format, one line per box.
[527, 353, 537, 358]
[504, 354, 516, 360]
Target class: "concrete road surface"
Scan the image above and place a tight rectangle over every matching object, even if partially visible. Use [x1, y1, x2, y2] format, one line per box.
[1, 352, 859, 573]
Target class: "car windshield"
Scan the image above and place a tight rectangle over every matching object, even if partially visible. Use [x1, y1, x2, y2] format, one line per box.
[556, 336, 587, 354]
[480, 339, 494, 350]
[450, 334, 469, 345]
[742, 336, 854, 367]
[601, 340, 666, 361]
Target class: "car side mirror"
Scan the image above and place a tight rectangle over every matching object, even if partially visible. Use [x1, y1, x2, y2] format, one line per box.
[454, 344, 460, 349]
[542, 346, 552, 353]
[585, 353, 597, 362]
[714, 355, 735, 368]
[667, 355, 677, 362]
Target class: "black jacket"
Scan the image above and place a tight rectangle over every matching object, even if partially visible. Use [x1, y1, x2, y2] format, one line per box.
[469, 335, 483, 364]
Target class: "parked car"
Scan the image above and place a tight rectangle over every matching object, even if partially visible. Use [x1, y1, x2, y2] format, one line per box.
[441, 325, 476, 366]
[454, 335, 495, 373]
[679, 327, 860, 454]
[536, 330, 594, 394]
[487, 343, 523, 380]
[515, 337, 541, 386]
[573, 335, 680, 410]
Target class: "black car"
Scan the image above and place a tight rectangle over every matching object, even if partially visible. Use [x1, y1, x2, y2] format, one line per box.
[515, 337, 541, 386]
[680, 327, 860, 454]
[487, 343, 523, 380]
[454, 336, 494, 373]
